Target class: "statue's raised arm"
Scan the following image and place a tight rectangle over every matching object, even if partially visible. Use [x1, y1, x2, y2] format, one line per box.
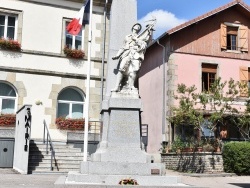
[111, 20, 156, 94]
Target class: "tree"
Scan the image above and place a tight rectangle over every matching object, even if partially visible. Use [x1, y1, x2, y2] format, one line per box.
[169, 77, 250, 141]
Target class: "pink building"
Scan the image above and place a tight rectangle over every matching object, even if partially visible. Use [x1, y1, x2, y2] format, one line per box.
[139, 0, 250, 154]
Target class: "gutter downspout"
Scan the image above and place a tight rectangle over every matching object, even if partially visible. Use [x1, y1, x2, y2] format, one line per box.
[157, 40, 166, 142]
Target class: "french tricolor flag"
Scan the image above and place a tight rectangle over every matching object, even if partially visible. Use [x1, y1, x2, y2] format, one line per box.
[67, 0, 90, 36]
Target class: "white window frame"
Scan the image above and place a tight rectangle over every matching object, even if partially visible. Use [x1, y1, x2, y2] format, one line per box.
[0, 83, 17, 115]
[63, 18, 85, 50]
[0, 13, 18, 40]
[57, 100, 85, 119]
[57, 88, 85, 119]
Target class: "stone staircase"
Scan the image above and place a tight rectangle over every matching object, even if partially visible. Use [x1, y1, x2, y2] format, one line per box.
[28, 140, 85, 174]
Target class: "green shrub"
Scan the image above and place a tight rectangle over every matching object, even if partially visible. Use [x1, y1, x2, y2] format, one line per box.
[222, 141, 250, 175]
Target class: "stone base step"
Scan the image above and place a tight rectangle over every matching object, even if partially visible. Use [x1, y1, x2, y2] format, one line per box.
[66, 172, 182, 186]
[29, 159, 82, 164]
[29, 152, 84, 157]
[29, 155, 84, 160]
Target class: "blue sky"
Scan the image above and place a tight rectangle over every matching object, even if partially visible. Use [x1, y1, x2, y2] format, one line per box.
[137, 0, 250, 38]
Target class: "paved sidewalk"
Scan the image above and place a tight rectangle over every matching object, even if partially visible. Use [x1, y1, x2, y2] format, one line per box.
[0, 168, 249, 188]
[165, 169, 250, 188]
[0, 168, 60, 188]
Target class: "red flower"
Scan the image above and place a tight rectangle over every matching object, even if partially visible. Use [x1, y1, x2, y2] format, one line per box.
[118, 178, 139, 185]
[0, 38, 21, 51]
[0, 114, 16, 127]
[55, 117, 85, 130]
[63, 46, 85, 59]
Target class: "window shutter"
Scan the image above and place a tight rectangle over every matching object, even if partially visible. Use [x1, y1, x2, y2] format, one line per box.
[239, 25, 248, 52]
[220, 23, 227, 50]
[239, 66, 248, 97]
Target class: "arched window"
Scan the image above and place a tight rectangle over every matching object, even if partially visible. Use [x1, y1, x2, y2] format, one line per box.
[57, 88, 84, 119]
[0, 82, 17, 114]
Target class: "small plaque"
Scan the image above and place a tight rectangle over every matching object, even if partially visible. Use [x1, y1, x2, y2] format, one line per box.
[151, 169, 160, 175]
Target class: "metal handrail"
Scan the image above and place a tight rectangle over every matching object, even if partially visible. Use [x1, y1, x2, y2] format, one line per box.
[43, 120, 58, 171]
[141, 124, 148, 151]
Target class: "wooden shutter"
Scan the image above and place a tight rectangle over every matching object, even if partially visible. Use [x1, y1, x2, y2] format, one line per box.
[239, 66, 248, 97]
[220, 23, 227, 50]
[239, 25, 248, 52]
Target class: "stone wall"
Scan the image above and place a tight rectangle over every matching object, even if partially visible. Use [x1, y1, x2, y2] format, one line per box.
[161, 152, 224, 173]
[0, 128, 15, 138]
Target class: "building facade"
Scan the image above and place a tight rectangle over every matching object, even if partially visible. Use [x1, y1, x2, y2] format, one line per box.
[0, 0, 110, 141]
[139, 0, 250, 153]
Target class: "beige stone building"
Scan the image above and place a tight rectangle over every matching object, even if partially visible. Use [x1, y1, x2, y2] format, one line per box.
[0, 0, 110, 141]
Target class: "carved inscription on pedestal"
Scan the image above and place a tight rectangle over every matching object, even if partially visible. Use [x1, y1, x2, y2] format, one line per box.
[108, 110, 140, 145]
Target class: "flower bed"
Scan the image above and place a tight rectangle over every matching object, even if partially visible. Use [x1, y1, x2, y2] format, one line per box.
[0, 38, 21, 51]
[63, 46, 85, 59]
[55, 117, 85, 130]
[0, 114, 16, 127]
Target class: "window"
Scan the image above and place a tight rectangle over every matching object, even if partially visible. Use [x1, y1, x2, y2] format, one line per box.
[174, 123, 201, 141]
[202, 64, 217, 92]
[57, 88, 84, 119]
[64, 20, 84, 50]
[0, 82, 17, 114]
[221, 23, 248, 52]
[0, 14, 17, 39]
[226, 26, 238, 50]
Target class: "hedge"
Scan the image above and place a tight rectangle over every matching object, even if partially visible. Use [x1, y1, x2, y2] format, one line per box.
[222, 141, 250, 175]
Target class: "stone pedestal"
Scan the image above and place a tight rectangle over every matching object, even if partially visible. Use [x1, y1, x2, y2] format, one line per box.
[79, 95, 164, 175]
[92, 95, 150, 162]
[66, 95, 179, 186]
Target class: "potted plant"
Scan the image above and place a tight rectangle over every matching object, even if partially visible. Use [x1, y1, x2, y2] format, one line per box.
[0, 114, 16, 127]
[55, 117, 85, 130]
[0, 37, 21, 51]
[202, 138, 215, 152]
[63, 46, 85, 59]
[213, 138, 222, 152]
[171, 136, 185, 153]
[183, 137, 195, 152]
[159, 142, 169, 153]
[194, 139, 204, 152]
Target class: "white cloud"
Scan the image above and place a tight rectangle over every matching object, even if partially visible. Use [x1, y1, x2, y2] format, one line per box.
[138, 9, 187, 39]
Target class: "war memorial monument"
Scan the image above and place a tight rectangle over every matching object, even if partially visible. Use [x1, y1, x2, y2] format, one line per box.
[65, 0, 180, 186]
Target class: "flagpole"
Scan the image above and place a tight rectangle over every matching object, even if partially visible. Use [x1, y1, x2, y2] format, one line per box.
[83, 0, 93, 162]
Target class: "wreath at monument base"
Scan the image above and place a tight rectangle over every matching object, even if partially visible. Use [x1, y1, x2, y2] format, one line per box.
[118, 178, 139, 185]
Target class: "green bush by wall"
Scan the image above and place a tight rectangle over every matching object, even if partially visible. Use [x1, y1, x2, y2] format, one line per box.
[222, 141, 250, 175]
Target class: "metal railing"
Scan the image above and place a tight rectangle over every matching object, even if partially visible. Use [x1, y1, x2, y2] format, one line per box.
[141, 124, 148, 151]
[88, 121, 103, 142]
[43, 120, 58, 171]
